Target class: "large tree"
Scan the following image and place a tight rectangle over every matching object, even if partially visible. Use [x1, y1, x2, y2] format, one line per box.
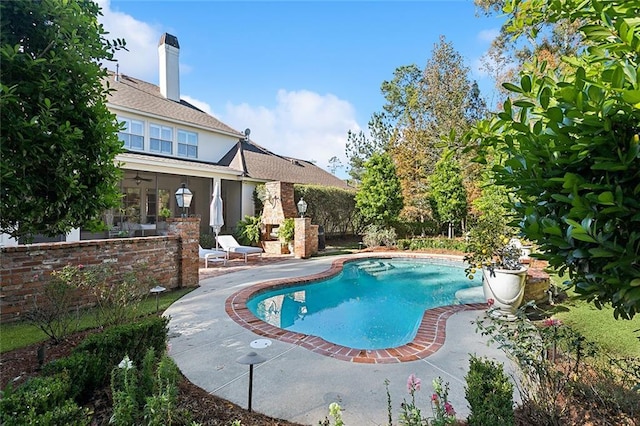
[475, 0, 584, 103]
[468, 0, 640, 319]
[428, 151, 468, 238]
[355, 152, 403, 228]
[345, 112, 392, 184]
[381, 36, 486, 222]
[1, 0, 124, 239]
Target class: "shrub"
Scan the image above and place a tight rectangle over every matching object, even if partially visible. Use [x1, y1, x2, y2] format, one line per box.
[474, 303, 598, 424]
[465, 355, 514, 426]
[25, 266, 84, 343]
[42, 351, 103, 402]
[43, 316, 169, 402]
[0, 373, 89, 425]
[78, 263, 153, 327]
[144, 354, 181, 425]
[233, 215, 262, 246]
[294, 184, 360, 237]
[397, 237, 467, 252]
[110, 351, 182, 426]
[362, 224, 397, 248]
[199, 232, 216, 249]
[277, 218, 296, 242]
[395, 220, 440, 238]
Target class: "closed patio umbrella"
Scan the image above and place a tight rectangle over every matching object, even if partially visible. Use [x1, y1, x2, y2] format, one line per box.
[209, 182, 224, 249]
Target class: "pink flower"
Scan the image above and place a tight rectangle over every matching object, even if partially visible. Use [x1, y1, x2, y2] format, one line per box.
[431, 393, 438, 402]
[543, 317, 562, 327]
[407, 374, 421, 393]
[78, 264, 84, 269]
[487, 298, 495, 307]
[444, 402, 456, 416]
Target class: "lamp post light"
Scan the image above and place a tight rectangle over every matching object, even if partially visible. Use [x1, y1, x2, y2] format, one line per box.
[297, 197, 307, 218]
[175, 183, 193, 218]
[236, 351, 267, 412]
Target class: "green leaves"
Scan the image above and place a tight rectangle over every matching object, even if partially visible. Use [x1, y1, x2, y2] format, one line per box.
[1, 0, 124, 239]
[466, 0, 640, 319]
[355, 153, 404, 227]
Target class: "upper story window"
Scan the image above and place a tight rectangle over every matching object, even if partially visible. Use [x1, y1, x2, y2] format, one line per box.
[118, 117, 144, 150]
[178, 130, 198, 158]
[150, 124, 173, 154]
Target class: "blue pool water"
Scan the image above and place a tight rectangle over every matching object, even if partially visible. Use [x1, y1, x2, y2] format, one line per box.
[247, 258, 483, 350]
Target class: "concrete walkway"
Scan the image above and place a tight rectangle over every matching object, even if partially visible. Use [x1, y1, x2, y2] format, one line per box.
[166, 254, 516, 425]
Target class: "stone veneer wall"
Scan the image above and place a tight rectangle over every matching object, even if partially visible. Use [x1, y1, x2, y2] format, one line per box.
[262, 181, 297, 226]
[0, 217, 199, 323]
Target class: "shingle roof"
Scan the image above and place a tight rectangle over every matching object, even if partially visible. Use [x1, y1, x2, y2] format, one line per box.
[106, 71, 352, 190]
[105, 71, 243, 137]
[219, 140, 352, 190]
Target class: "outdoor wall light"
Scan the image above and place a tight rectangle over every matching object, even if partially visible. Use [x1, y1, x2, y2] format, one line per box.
[297, 197, 307, 218]
[175, 183, 193, 217]
[236, 351, 267, 412]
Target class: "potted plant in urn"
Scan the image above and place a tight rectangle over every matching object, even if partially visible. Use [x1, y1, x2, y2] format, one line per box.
[464, 216, 528, 321]
[277, 218, 296, 254]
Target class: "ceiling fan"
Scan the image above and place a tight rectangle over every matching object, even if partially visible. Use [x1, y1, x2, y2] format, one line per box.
[127, 172, 153, 185]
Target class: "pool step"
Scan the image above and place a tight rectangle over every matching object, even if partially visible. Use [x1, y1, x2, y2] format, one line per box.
[357, 260, 396, 276]
[455, 286, 485, 304]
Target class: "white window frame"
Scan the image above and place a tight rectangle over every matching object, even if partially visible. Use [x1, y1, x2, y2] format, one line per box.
[118, 117, 144, 150]
[177, 129, 198, 158]
[150, 123, 173, 154]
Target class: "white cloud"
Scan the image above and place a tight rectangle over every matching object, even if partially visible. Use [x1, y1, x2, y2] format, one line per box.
[222, 90, 361, 175]
[96, 0, 161, 81]
[181, 95, 213, 115]
[477, 28, 500, 43]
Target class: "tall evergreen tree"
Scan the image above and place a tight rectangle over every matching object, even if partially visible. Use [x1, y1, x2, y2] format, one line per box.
[428, 151, 468, 238]
[355, 153, 403, 227]
[345, 112, 392, 184]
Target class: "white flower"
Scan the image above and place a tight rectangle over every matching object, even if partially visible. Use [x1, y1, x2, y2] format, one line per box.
[118, 355, 133, 370]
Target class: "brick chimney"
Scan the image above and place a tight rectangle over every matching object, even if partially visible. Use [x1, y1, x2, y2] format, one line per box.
[158, 33, 180, 102]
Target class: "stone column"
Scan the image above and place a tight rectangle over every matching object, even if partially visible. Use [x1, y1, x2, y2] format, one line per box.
[294, 218, 318, 259]
[167, 217, 200, 288]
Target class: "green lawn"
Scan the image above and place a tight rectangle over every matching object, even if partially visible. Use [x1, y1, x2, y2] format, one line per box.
[549, 274, 640, 358]
[0, 288, 194, 353]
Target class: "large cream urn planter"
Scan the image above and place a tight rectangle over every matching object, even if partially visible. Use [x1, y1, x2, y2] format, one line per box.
[482, 266, 528, 321]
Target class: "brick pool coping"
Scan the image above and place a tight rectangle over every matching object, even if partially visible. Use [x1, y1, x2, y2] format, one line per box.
[225, 253, 487, 364]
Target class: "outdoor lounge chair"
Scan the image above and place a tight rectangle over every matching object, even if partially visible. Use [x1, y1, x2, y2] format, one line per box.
[216, 235, 263, 263]
[199, 245, 227, 268]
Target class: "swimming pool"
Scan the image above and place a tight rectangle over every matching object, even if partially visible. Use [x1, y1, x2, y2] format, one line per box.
[246, 258, 482, 350]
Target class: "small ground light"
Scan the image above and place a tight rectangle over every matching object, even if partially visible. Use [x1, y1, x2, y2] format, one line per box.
[150, 285, 166, 311]
[236, 351, 267, 412]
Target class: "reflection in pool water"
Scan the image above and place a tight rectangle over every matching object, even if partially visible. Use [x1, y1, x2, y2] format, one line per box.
[247, 258, 482, 350]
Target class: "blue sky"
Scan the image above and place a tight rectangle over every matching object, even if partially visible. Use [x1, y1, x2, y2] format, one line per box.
[98, 0, 504, 177]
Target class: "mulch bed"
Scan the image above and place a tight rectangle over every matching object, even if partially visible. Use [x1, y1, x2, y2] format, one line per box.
[0, 333, 303, 425]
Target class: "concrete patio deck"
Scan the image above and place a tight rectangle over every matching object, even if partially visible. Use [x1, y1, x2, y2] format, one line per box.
[166, 253, 517, 425]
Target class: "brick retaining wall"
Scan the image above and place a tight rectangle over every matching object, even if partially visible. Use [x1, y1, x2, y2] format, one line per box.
[0, 217, 199, 323]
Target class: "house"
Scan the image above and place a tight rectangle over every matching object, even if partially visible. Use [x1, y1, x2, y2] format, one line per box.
[73, 32, 350, 241]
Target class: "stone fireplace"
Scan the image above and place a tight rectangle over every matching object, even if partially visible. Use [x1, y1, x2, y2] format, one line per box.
[261, 181, 297, 253]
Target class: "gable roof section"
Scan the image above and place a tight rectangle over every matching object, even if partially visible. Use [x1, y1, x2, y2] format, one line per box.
[105, 71, 243, 137]
[219, 139, 352, 190]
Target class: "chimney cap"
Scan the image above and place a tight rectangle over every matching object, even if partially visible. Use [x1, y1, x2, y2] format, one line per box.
[159, 33, 180, 49]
